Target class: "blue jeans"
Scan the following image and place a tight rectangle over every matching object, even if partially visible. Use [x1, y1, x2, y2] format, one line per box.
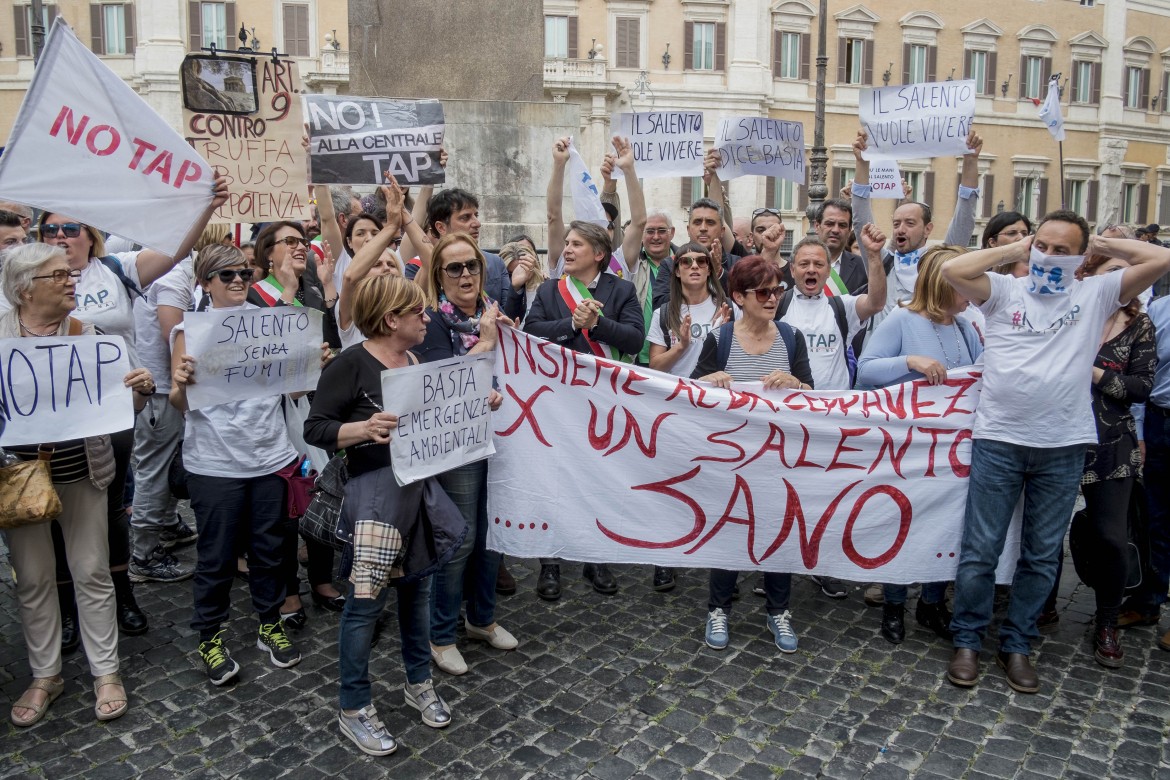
[884, 581, 947, 605]
[1136, 406, 1170, 609]
[950, 439, 1086, 655]
[430, 461, 499, 645]
[338, 576, 431, 711]
[709, 570, 790, 614]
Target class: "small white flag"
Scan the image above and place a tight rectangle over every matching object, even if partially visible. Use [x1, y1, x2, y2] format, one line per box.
[566, 139, 609, 227]
[1038, 75, 1066, 142]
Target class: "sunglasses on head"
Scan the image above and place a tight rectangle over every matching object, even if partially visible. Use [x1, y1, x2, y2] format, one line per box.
[745, 285, 784, 303]
[207, 268, 256, 283]
[752, 208, 782, 218]
[442, 261, 482, 278]
[677, 254, 710, 268]
[276, 236, 311, 249]
[42, 222, 82, 238]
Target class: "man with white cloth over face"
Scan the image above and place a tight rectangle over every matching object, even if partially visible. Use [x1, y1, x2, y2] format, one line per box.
[940, 210, 1170, 694]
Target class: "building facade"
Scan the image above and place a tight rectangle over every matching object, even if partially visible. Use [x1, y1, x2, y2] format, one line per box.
[0, 0, 350, 142]
[544, 0, 1170, 244]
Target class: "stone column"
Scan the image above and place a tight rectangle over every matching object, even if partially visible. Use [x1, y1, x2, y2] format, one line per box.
[134, 0, 189, 129]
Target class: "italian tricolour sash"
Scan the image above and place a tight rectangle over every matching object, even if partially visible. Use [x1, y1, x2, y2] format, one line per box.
[823, 267, 849, 297]
[558, 276, 625, 362]
[252, 275, 303, 307]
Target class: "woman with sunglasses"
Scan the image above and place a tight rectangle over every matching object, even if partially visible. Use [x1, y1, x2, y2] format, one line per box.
[304, 274, 469, 755]
[36, 181, 227, 650]
[415, 232, 514, 677]
[855, 247, 983, 644]
[692, 255, 813, 654]
[648, 241, 732, 378]
[247, 221, 346, 624]
[170, 245, 308, 685]
[1, 243, 155, 726]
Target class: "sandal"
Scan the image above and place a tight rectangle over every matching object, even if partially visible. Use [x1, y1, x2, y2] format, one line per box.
[93, 673, 128, 722]
[10, 676, 65, 727]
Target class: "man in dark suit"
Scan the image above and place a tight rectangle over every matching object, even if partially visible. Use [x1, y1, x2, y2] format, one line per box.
[524, 220, 645, 600]
[814, 199, 868, 295]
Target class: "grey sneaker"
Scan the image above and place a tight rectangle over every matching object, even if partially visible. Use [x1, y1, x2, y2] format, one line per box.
[129, 547, 193, 583]
[159, 520, 198, 550]
[404, 679, 451, 728]
[256, 622, 302, 668]
[338, 705, 397, 756]
[197, 631, 240, 686]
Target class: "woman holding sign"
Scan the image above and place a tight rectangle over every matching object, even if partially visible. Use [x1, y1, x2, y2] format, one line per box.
[1, 243, 157, 725]
[691, 255, 813, 655]
[169, 244, 304, 686]
[416, 232, 513, 677]
[524, 221, 645, 599]
[855, 247, 983, 645]
[304, 274, 469, 756]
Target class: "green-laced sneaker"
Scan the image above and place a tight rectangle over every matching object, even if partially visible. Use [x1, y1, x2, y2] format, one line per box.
[198, 632, 240, 686]
[257, 622, 302, 669]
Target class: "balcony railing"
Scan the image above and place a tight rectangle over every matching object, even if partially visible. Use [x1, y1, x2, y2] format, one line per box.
[543, 57, 608, 84]
[319, 48, 349, 76]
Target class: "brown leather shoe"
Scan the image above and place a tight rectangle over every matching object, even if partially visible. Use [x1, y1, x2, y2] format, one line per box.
[947, 648, 980, 687]
[996, 651, 1039, 693]
[1157, 629, 1170, 652]
[495, 562, 516, 596]
[1094, 626, 1124, 668]
[1117, 608, 1160, 628]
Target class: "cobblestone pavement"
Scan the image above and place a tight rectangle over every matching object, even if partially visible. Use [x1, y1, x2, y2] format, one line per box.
[3, 532, 1170, 779]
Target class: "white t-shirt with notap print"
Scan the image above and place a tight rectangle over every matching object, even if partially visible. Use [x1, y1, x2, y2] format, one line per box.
[974, 269, 1124, 448]
[780, 293, 863, 391]
[74, 252, 144, 366]
[647, 297, 719, 379]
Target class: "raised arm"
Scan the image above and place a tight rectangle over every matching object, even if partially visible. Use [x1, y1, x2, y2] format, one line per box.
[314, 184, 345, 265]
[546, 136, 571, 268]
[135, 174, 229, 286]
[1089, 234, 1170, 304]
[339, 184, 407, 329]
[942, 131, 983, 247]
[703, 148, 735, 249]
[614, 136, 647, 266]
[854, 223, 890, 322]
[850, 130, 876, 255]
[940, 240, 1027, 305]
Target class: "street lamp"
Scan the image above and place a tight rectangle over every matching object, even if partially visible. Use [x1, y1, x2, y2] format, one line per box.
[804, 0, 829, 234]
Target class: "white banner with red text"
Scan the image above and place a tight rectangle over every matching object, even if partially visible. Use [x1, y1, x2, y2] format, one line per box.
[487, 326, 1020, 584]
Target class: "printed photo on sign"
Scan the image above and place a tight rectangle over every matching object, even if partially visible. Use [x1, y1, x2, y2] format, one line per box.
[382, 354, 496, 486]
[304, 95, 446, 186]
[180, 55, 258, 115]
[859, 80, 976, 161]
[0, 335, 134, 447]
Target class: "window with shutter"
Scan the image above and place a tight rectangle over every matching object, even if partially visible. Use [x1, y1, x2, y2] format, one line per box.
[616, 18, 640, 69]
[1158, 184, 1170, 226]
[283, 3, 310, 57]
[776, 32, 800, 79]
[100, 5, 129, 55]
[981, 174, 995, 219]
[544, 16, 568, 58]
[17, 3, 56, 57]
[714, 22, 726, 72]
[692, 22, 716, 70]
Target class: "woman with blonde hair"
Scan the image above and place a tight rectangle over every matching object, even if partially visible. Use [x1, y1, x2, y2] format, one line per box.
[856, 245, 984, 644]
[304, 273, 469, 755]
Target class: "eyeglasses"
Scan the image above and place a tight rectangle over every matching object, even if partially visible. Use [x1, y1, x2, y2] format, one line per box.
[276, 236, 311, 249]
[752, 208, 782, 218]
[207, 268, 256, 283]
[32, 269, 82, 284]
[745, 285, 784, 303]
[442, 261, 482, 278]
[996, 229, 1031, 240]
[396, 304, 425, 317]
[644, 227, 672, 236]
[390, 236, 403, 249]
[41, 223, 82, 238]
[677, 255, 710, 268]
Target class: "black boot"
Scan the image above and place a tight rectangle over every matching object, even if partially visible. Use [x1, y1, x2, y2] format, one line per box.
[537, 564, 561, 601]
[915, 600, 954, 641]
[58, 582, 81, 654]
[584, 563, 618, 595]
[113, 569, 149, 636]
[881, 603, 905, 644]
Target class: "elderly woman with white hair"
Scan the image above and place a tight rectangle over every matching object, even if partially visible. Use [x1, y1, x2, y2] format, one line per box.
[0, 243, 155, 727]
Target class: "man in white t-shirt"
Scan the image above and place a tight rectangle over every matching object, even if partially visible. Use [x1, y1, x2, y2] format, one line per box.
[941, 210, 1170, 694]
[777, 227, 888, 392]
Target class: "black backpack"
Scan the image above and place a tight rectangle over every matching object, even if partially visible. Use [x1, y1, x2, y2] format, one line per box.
[712, 320, 798, 371]
[98, 255, 145, 300]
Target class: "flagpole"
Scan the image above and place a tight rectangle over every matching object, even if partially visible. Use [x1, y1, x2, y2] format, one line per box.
[1058, 141, 1066, 210]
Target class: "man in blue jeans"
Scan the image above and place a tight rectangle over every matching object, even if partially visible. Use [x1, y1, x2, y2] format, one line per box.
[941, 210, 1170, 693]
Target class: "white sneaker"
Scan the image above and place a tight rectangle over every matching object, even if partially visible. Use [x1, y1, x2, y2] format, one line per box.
[430, 644, 467, 675]
[465, 621, 518, 650]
